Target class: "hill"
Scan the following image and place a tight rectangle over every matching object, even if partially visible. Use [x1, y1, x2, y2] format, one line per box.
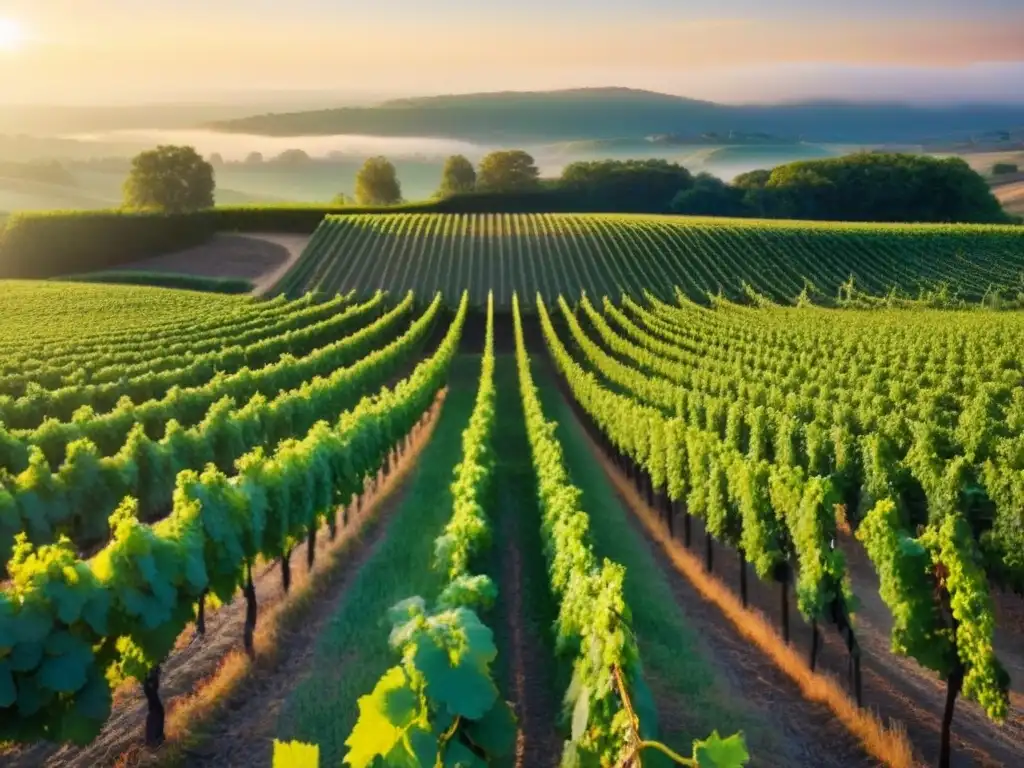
[276, 213, 1024, 307]
[208, 87, 1024, 143]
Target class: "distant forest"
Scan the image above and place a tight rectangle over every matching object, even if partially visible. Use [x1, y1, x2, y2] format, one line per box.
[209, 88, 1024, 144]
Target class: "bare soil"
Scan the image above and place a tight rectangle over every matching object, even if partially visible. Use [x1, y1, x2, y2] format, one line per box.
[119, 233, 309, 294]
[2, 396, 443, 768]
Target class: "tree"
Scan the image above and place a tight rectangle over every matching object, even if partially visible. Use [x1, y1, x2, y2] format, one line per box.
[671, 172, 750, 216]
[354, 156, 402, 206]
[561, 158, 693, 213]
[244, 152, 264, 165]
[436, 154, 476, 197]
[476, 150, 539, 192]
[331, 193, 355, 206]
[992, 163, 1018, 176]
[273, 149, 312, 166]
[123, 145, 215, 213]
[732, 169, 771, 189]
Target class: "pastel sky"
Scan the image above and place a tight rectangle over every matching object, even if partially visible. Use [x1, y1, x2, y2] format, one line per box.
[1, 0, 1023, 104]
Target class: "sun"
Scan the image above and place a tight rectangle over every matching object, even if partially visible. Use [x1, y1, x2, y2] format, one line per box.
[0, 18, 26, 51]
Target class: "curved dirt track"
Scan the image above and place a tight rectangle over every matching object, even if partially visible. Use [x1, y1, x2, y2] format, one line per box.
[119, 232, 309, 294]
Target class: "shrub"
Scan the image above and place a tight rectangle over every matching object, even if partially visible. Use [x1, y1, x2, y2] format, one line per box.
[0, 210, 214, 279]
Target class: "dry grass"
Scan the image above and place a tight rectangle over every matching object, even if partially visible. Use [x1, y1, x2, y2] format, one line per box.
[134, 392, 447, 766]
[597, 452, 920, 768]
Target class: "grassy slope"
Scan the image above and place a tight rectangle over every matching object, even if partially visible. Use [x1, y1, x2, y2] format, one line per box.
[532, 363, 772, 757]
[273, 355, 479, 762]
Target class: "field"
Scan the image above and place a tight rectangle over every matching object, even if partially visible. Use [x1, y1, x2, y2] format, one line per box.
[280, 213, 1024, 306]
[0, 213, 1023, 768]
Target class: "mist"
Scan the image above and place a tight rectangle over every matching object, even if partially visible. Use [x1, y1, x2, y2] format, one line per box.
[64, 129, 489, 162]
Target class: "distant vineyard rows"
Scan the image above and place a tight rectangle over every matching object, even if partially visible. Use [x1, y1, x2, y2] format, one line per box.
[277, 213, 1024, 307]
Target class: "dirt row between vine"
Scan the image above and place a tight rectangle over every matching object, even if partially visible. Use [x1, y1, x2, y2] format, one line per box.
[119, 233, 310, 295]
[4, 392, 445, 768]
[490, 356, 563, 768]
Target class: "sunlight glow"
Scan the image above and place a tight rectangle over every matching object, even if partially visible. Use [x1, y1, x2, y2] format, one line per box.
[0, 18, 26, 51]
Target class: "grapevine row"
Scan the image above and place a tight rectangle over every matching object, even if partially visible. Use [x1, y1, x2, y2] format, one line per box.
[515, 294, 748, 766]
[0, 293, 469, 747]
[278, 213, 1024, 308]
[0, 293, 440, 569]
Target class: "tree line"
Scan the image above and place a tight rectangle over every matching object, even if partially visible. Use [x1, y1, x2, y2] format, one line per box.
[119, 145, 1017, 225]
[337, 151, 1016, 224]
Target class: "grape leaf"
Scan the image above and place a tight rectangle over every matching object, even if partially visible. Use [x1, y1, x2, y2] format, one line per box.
[9, 640, 43, 672]
[273, 739, 320, 768]
[442, 739, 486, 768]
[465, 698, 516, 758]
[693, 730, 750, 767]
[39, 643, 91, 693]
[344, 666, 420, 768]
[73, 668, 112, 722]
[413, 638, 496, 720]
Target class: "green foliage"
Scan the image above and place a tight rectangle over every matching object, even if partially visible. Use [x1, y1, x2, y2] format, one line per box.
[476, 150, 540, 193]
[754, 152, 1012, 224]
[0, 210, 214, 279]
[123, 145, 215, 214]
[561, 158, 694, 214]
[436, 155, 477, 198]
[60, 271, 254, 294]
[0, 292, 469, 746]
[345, 602, 514, 768]
[354, 156, 403, 206]
[857, 500, 955, 676]
[346, 299, 512, 766]
[290, 212, 1024, 309]
[919, 515, 1010, 721]
[523, 295, 749, 765]
[991, 162, 1018, 176]
[0, 292, 433, 566]
[670, 172, 748, 217]
[273, 739, 320, 767]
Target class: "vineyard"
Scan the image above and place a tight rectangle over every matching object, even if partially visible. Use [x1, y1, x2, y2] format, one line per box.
[1, 212, 1023, 768]
[277, 213, 1024, 307]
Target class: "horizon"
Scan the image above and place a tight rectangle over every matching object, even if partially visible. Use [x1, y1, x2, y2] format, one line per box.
[1, 1, 1023, 108]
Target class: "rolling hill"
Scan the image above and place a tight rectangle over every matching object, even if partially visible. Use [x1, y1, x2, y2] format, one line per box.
[208, 87, 1024, 143]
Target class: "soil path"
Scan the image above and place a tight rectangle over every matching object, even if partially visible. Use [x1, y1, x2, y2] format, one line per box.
[2, 394, 443, 768]
[490, 355, 562, 768]
[119, 233, 309, 295]
[540, 367, 876, 768]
